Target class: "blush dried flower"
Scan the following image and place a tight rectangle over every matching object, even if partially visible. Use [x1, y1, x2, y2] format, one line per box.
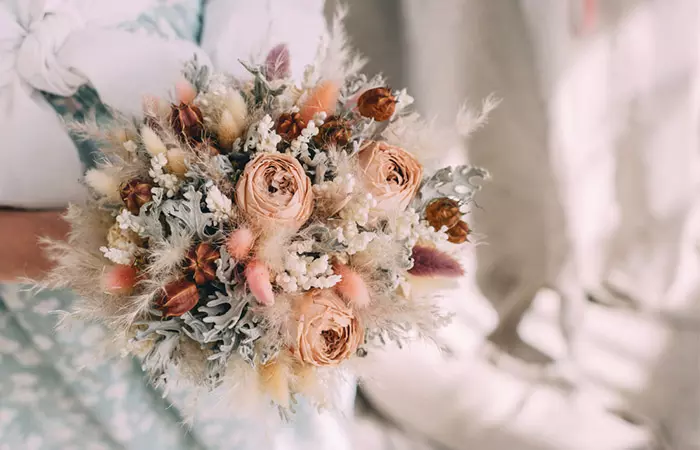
[235, 153, 314, 231]
[291, 289, 363, 367]
[358, 141, 423, 215]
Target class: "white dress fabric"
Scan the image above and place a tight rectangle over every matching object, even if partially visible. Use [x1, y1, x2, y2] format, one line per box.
[343, 0, 699, 448]
[0, 0, 210, 208]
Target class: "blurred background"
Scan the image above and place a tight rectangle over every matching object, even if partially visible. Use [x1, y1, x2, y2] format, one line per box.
[333, 1, 700, 449]
[1, 0, 698, 449]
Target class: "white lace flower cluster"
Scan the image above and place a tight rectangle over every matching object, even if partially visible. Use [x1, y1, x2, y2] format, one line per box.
[116, 209, 144, 235]
[394, 88, 414, 114]
[333, 194, 380, 255]
[244, 114, 281, 153]
[289, 117, 320, 155]
[313, 172, 356, 201]
[205, 183, 234, 225]
[149, 153, 180, 198]
[100, 210, 143, 265]
[100, 247, 134, 265]
[275, 241, 342, 292]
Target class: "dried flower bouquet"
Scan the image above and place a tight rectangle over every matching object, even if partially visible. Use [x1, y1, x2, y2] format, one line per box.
[43, 12, 492, 414]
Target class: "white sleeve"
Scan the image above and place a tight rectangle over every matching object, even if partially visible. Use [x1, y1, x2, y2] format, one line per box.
[200, 0, 327, 81]
[0, 0, 211, 209]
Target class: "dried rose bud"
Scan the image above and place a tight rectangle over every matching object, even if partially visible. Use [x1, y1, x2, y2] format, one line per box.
[357, 87, 396, 121]
[159, 279, 199, 317]
[447, 220, 470, 244]
[184, 242, 220, 285]
[119, 179, 153, 215]
[425, 198, 461, 232]
[276, 112, 307, 141]
[170, 102, 204, 143]
[313, 116, 351, 147]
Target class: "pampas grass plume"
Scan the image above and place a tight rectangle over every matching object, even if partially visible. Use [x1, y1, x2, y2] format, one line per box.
[226, 228, 255, 261]
[166, 148, 188, 175]
[333, 262, 372, 309]
[245, 259, 274, 306]
[140, 125, 167, 156]
[258, 359, 290, 407]
[299, 80, 339, 123]
[84, 169, 121, 202]
[102, 265, 137, 295]
[218, 91, 248, 149]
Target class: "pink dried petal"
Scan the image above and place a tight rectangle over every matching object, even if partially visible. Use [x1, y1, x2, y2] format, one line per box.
[175, 79, 197, 104]
[408, 246, 464, 278]
[226, 228, 255, 261]
[265, 43, 291, 80]
[299, 80, 339, 123]
[102, 265, 137, 295]
[333, 263, 372, 309]
[245, 259, 275, 306]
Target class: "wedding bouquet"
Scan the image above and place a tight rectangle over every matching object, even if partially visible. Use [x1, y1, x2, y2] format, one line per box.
[44, 14, 490, 414]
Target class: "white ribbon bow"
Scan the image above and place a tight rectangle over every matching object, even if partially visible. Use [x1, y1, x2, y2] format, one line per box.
[0, 0, 210, 208]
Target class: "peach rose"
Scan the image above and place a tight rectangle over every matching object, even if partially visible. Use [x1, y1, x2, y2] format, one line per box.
[235, 153, 313, 230]
[358, 141, 423, 214]
[291, 289, 364, 367]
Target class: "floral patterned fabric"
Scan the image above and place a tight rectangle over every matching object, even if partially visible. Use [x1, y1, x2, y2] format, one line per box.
[0, 2, 353, 449]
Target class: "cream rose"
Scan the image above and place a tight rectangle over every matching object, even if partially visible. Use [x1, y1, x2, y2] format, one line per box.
[235, 153, 313, 230]
[291, 289, 364, 367]
[358, 141, 423, 214]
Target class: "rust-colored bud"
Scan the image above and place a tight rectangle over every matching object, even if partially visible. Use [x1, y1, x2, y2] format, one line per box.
[425, 198, 471, 244]
[119, 179, 153, 215]
[425, 198, 461, 232]
[447, 220, 470, 244]
[183, 242, 220, 285]
[313, 115, 351, 147]
[357, 87, 396, 121]
[159, 279, 199, 317]
[170, 102, 205, 143]
[275, 112, 307, 141]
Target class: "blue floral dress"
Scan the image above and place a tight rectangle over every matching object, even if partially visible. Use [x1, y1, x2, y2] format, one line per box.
[0, 2, 353, 449]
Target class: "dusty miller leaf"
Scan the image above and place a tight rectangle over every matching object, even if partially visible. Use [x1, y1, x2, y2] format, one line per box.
[413, 165, 489, 211]
[161, 186, 219, 240]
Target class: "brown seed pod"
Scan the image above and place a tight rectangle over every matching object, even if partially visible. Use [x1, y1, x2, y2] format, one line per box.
[357, 87, 396, 121]
[119, 179, 153, 215]
[276, 112, 307, 141]
[425, 198, 461, 232]
[446, 220, 470, 244]
[183, 242, 220, 285]
[170, 102, 204, 143]
[313, 115, 351, 147]
[159, 279, 199, 317]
